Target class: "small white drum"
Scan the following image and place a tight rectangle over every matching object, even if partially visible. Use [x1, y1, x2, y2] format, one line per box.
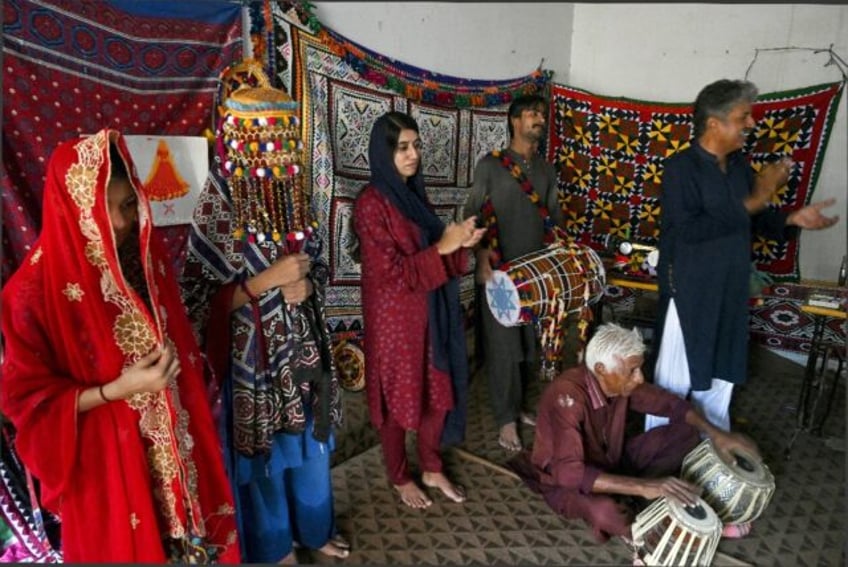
[485, 243, 606, 326]
[681, 439, 775, 525]
[631, 496, 722, 566]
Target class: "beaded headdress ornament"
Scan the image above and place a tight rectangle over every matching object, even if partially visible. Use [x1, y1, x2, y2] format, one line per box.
[215, 60, 313, 249]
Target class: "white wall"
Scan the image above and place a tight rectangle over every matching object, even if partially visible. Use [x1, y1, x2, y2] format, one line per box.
[311, 2, 574, 82]
[570, 4, 848, 281]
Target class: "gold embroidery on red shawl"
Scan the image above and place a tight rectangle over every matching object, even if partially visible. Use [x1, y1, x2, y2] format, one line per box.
[167, 366, 205, 536]
[216, 503, 235, 516]
[66, 162, 97, 209]
[67, 132, 188, 539]
[114, 312, 157, 357]
[131, 390, 185, 538]
[30, 247, 43, 265]
[84, 241, 106, 267]
[130, 512, 140, 530]
[62, 282, 84, 302]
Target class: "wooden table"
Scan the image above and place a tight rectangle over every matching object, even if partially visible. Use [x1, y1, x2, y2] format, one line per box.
[606, 276, 658, 292]
[784, 301, 846, 459]
[596, 274, 659, 329]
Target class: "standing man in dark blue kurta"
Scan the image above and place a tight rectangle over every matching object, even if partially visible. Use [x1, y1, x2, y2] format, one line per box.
[646, 79, 839, 433]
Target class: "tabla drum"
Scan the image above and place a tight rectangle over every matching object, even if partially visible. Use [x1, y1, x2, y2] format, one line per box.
[631, 496, 722, 566]
[681, 439, 775, 525]
[485, 243, 606, 326]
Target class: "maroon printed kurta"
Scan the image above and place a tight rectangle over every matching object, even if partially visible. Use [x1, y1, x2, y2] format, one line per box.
[354, 186, 468, 431]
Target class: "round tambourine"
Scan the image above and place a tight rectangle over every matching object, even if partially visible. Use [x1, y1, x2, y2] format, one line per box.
[332, 340, 366, 392]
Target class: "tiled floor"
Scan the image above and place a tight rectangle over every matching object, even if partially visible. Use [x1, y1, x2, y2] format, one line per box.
[307, 344, 846, 565]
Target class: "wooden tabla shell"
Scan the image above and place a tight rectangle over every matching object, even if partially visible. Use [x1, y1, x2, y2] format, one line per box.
[485, 243, 606, 326]
[681, 439, 775, 525]
[632, 496, 722, 566]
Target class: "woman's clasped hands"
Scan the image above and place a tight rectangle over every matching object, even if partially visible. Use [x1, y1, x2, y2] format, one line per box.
[436, 216, 486, 255]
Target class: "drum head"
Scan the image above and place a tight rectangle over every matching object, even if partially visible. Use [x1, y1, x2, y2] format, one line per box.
[726, 448, 772, 485]
[666, 497, 721, 534]
[699, 441, 773, 486]
[486, 269, 522, 326]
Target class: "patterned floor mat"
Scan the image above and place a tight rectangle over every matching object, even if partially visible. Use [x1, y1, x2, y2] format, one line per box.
[312, 345, 845, 565]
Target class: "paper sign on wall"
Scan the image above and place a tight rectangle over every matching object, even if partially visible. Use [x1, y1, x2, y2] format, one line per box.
[122, 135, 209, 227]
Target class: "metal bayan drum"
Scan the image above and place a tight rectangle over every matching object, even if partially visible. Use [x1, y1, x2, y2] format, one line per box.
[631, 496, 722, 566]
[681, 439, 775, 525]
[485, 243, 606, 326]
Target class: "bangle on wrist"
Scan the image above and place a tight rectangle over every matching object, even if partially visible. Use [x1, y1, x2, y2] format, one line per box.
[99, 384, 112, 403]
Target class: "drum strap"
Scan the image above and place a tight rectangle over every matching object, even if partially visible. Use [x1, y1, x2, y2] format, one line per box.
[480, 150, 564, 268]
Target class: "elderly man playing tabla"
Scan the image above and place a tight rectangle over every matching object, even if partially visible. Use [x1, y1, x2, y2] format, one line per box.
[510, 323, 762, 546]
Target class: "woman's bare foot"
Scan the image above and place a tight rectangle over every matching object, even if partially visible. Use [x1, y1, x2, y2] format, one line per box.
[317, 539, 350, 559]
[328, 534, 350, 550]
[394, 481, 432, 509]
[498, 422, 522, 452]
[520, 411, 537, 427]
[421, 471, 467, 503]
[278, 551, 297, 564]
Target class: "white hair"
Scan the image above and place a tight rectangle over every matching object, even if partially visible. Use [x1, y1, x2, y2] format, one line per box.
[585, 323, 646, 373]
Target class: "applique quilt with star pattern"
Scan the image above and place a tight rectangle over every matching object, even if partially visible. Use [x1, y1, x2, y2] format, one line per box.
[547, 82, 843, 282]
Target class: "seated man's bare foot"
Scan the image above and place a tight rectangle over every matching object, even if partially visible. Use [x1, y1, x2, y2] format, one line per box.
[498, 422, 522, 452]
[421, 471, 467, 503]
[278, 551, 297, 564]
[317, 540, 350, 559]
[721, 521, 753, 539]
[394, 481, 432, 509]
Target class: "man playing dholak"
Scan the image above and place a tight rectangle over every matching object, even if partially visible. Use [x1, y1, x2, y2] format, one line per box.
[509, 323, 761, 556]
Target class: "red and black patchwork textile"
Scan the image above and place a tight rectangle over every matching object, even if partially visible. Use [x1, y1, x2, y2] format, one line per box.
[547, 82, 843, 282]
[2, 0, 243, 282]
[750, 283, 846, 354]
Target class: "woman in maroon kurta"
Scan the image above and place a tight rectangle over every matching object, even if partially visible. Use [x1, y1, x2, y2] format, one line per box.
[354, 112, 485, 508]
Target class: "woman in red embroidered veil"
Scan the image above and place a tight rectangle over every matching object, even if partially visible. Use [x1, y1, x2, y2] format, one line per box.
[0, 130, 240, 563]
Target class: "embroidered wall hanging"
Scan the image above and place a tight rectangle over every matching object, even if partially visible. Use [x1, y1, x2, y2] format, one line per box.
[749, 283, 847, 354]
[1, 0, 243, 282]
[282, 24, 519, 352]
[547, 82, 843, 282]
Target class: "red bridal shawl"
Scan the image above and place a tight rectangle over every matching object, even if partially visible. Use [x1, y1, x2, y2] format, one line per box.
[0, 130, 239, 563]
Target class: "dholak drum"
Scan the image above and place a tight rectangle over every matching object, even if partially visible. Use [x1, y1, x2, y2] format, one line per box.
[485, 243, 606, 326]
[681, 439, 775, 525]
[631, 496, 722, 566]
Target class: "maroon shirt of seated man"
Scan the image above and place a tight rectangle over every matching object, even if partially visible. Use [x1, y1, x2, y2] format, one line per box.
[511, 323, 761, 544]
